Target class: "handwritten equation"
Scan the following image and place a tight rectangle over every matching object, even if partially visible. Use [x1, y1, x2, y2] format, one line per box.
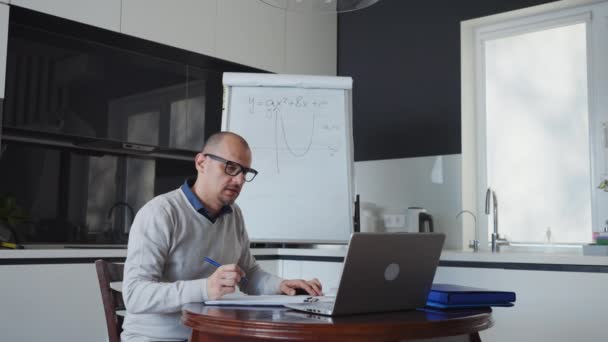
[243, 95, 340, 173]
[248, 96, 328, 119]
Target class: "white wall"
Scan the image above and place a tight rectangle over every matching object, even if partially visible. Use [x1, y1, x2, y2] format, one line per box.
[284, 10, 337, 76]
[121, 0, 217, 57]
[11, 0, 121, 31]
[355, 155, 464, 249]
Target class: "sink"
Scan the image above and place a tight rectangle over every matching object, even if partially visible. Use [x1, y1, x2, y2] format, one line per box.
[496, 243, 582, 255]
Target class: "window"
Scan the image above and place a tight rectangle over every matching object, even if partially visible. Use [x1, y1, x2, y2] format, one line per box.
[462, 1, 608, 248]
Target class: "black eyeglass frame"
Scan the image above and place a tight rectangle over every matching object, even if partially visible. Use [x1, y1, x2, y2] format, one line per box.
[203, 153, 258, 182]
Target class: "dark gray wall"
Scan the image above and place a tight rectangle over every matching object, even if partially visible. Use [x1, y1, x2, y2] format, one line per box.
[339, 0, 557, 161]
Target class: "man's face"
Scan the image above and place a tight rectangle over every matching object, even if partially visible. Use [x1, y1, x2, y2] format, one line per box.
[199, 138, 252, 207]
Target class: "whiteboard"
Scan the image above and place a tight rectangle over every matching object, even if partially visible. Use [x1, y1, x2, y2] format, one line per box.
[222, 73, 354, 243]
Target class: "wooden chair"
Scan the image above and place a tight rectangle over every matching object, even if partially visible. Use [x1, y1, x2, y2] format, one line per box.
[95, 259, 125, 342]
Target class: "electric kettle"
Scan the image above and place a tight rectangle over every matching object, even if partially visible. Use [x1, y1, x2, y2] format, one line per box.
[407, 207, 434, 233]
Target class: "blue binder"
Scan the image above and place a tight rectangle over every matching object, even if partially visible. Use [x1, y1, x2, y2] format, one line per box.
[427, 284, 516, 306]
[425, 301, 514, 309]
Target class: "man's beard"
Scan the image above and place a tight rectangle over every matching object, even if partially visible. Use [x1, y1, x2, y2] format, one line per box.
[220, 188, 240, 206]
[220, 196, 236, 206]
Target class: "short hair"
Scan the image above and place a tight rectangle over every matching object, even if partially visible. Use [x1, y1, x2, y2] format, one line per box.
[201, 131, 250, 153]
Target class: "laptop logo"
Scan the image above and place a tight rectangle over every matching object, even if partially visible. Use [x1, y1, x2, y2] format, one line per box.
[384, 263, 400, 281]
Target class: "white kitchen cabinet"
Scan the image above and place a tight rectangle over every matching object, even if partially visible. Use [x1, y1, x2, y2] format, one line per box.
[257, 259, 280, 276]
[8, 1, 337, 75]
[282, 260, 343, 291]
[281, 259, 301, 280]
[435, 266, 608, 342]
[11, 0, 121, 31]
[0, 263, 107, 342]
[285, 11, 337, 76]
[121, 0, 217, 56]
[215, 0, 285, 72]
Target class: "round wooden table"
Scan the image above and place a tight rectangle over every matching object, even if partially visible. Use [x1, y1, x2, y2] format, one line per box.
[182, 304, 493, 341]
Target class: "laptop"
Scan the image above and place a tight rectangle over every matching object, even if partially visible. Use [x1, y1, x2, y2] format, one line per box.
[284, 232, 445, 316]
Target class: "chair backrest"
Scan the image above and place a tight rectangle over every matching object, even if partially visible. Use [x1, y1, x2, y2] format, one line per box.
[95, 259, 125, 342]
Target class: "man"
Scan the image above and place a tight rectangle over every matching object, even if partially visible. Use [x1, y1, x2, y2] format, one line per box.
[121, 132, 322, 342]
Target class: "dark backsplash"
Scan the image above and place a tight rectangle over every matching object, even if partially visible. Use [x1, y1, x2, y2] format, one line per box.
[0, 140, 193, 244]
[0, 6, 264, 245]
[3, 6, 262, 154]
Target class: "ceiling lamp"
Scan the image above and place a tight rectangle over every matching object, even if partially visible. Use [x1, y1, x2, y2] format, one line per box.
[259, 0, 381, 14]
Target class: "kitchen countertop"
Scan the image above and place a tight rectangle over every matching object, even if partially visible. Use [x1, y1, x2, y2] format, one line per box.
[1, 245, 607, 267]
[441, 249, 608, 265]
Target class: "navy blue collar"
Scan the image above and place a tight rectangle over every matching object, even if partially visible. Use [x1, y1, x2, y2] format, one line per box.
[181, 178, 232, 222]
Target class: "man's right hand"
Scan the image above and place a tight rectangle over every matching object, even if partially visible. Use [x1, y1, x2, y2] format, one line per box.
[206, 264, 246, 300]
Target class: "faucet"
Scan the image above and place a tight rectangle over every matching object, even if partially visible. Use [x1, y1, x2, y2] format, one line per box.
[456, 210, 478, 252]
[485, 188, 509, 252]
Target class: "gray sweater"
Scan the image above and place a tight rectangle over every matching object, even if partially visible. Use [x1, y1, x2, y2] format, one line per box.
[121, 188, 283, 341]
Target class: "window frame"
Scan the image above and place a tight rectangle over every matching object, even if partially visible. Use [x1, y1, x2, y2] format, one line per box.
[461, 0, 608, 251]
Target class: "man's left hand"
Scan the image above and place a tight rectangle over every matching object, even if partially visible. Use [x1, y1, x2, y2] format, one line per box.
[280, 278, 323, 296]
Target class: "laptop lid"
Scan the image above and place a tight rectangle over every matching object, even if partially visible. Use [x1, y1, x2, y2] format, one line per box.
[330, 232, 445, 315]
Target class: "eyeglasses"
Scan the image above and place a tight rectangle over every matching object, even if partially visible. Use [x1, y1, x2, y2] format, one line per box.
[204, 154, 258, 182]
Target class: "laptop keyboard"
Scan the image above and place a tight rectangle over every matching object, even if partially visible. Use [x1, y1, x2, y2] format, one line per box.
[308, 301, 334, 311]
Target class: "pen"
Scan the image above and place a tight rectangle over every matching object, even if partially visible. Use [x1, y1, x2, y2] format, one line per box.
[204, 257, 248, 285]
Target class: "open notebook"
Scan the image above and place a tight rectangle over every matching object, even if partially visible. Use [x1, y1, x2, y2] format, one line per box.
[204, 293, 332, 306]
